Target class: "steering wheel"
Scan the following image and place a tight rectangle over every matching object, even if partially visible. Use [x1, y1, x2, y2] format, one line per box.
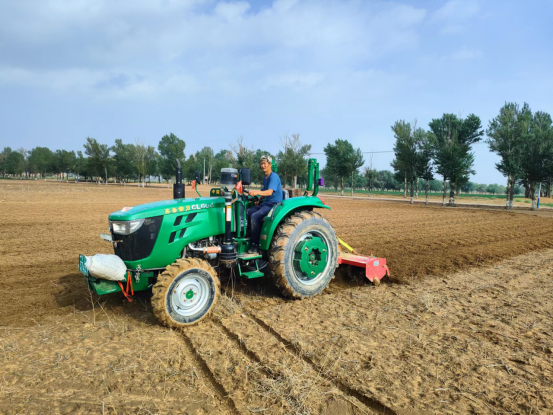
[242, 189, 259, 201]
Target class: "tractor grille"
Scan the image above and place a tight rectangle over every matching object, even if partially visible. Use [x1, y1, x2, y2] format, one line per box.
[112, 216, 163, 261]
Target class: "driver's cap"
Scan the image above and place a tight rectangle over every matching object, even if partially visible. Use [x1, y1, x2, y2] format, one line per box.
[260, 155, 272, 164]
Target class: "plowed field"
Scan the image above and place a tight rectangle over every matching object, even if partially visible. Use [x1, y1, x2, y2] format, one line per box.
[1, 180, 553, 414]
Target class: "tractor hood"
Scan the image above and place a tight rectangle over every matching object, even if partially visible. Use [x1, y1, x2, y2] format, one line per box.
[109, 197, 225, 221]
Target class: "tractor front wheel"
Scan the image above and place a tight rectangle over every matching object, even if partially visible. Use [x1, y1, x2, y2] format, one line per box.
[268, 210, 338, 298]
[151, 258, 220, 328]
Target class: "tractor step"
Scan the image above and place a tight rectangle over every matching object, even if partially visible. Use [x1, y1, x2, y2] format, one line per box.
[240, 270, 265, 279]
[338, 252, 389, 283]
[237, 253, 262, 260]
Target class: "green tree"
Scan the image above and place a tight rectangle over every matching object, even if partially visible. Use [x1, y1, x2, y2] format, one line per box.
[416, 132, 435, 205]
[212, 150, 234, 183]
[83, 137, 111, 183]
[158, 133, 186, 182]
[363, 154, 376, 196]
[429, 179, 443, 193]
[364, 168, 377, 195]
[196, 147, 215, 184]
[486, 102, 529, 209]
[519, 110, 553, 209]
[111, 139, 136, 184]
[73, 151, 88, 181]
[486, 184, 500, 194]
[5, 151, 25, 176]
[321, 166, 340, 191]
[146, 147, 161, 185]
[391, 120, 421, 204]
[53, 149, 76, 181]
[460, 181, 476, 193]
[134, 142, 149, 187]
[429, 113, 483, 206]
[183, 154, 201, 184]
[143, 145, 157, 186]
[475, 183, 487, 194]
[28, 147, 55, 178]
[324, 139, 363, 196]
[0, 147, 11, 177]
[277, 133, 311, 188]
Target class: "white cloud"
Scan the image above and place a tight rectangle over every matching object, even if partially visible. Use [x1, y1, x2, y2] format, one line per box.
[432, 0, 480, 34]
[433, 0, 480, 20]
[0, 0, 428, 99]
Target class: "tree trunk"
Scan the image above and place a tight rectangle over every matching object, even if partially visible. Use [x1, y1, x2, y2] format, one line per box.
[505, 175, 511, 210]
[449, 181, 455, 206]
[442, 178, 447, 206]
[425, 179, 429, 205]
[404, 176, 407, 198]
[351, 171, 354, 197]
[510, 177, 515, 206]
[340, 177, 344, 196]
[293, 176, 297, 189]
[410, 176, 414, 204]
[104, 167, 108, 185]
[530, 181, 536, 210]
[415, 177, 419, 199]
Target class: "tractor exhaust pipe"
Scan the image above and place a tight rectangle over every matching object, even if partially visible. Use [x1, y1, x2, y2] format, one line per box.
[220, 192, 237, 267]
[173, 160, 184, 199]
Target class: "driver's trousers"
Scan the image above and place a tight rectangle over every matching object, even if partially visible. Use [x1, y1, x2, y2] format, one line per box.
[246, 204, 273, 246]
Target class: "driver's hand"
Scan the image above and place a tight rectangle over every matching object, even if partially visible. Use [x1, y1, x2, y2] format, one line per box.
[249, 190, 258, 196]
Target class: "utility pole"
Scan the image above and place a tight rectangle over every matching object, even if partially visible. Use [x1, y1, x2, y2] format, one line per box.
[537, 182, 542, 209]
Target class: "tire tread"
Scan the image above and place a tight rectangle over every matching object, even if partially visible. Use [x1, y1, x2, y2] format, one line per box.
[151, 258, 220, 328]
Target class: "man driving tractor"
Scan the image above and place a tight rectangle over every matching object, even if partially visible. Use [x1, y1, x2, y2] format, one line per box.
[246, 155, 283, 254]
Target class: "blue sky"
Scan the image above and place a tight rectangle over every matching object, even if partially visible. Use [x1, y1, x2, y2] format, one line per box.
[1, 0, 552, 184]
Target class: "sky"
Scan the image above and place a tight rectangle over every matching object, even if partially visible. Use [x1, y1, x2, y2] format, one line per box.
[1, 0, 552, 184]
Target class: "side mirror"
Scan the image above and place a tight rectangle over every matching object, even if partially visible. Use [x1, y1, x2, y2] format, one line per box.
[240, 168, 251, 186]
[195, 170, 200, 183]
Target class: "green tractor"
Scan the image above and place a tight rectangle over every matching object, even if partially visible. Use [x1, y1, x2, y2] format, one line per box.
[79, 158, 388, 328]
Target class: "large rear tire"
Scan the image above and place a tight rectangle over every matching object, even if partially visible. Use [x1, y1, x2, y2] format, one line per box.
[268, 210, 338, 298]
[151, 258, 220, 328]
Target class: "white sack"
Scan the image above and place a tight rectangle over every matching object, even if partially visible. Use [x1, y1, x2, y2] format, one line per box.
[85, 254, 127, 281]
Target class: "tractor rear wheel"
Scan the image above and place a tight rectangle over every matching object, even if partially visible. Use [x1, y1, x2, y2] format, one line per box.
[268, 210, 338, 298]
[151, 258, 220, 328]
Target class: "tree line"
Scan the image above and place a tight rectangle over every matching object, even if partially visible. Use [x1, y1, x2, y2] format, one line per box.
[0, 133, 312, 189]
[388, 103, 553, 209]
[1, 101, 550, 209]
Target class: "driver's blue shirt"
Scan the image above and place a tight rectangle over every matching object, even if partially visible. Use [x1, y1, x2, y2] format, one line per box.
[261, 172, 283, 206]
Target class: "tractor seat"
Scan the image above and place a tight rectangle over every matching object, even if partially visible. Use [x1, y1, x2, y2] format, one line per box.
[282, 189, 289, 200]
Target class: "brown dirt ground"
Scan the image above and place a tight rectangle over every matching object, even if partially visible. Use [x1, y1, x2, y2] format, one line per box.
[1, 180, 553, 414]
[319, 190, 553, 208]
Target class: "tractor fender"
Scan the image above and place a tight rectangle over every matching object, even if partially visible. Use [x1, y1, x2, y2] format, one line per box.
[259, 196, 329, 251]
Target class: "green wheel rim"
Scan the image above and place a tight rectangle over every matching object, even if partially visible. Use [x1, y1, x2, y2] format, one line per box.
[292, 231, 330, 285]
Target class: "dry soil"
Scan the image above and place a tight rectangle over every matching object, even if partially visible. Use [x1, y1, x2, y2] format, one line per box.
[1, 180, 552, 414]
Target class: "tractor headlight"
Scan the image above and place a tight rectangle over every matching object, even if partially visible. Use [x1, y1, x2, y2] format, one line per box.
[110, 219, 145, 235]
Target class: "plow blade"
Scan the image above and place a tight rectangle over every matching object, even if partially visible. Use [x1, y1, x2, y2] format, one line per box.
[337, 252, 389, 283]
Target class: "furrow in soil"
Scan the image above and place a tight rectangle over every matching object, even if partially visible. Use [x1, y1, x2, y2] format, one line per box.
[184, 319, 276, 414]
[229, 295, 398, 415]
[216, 294, 389, 415]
